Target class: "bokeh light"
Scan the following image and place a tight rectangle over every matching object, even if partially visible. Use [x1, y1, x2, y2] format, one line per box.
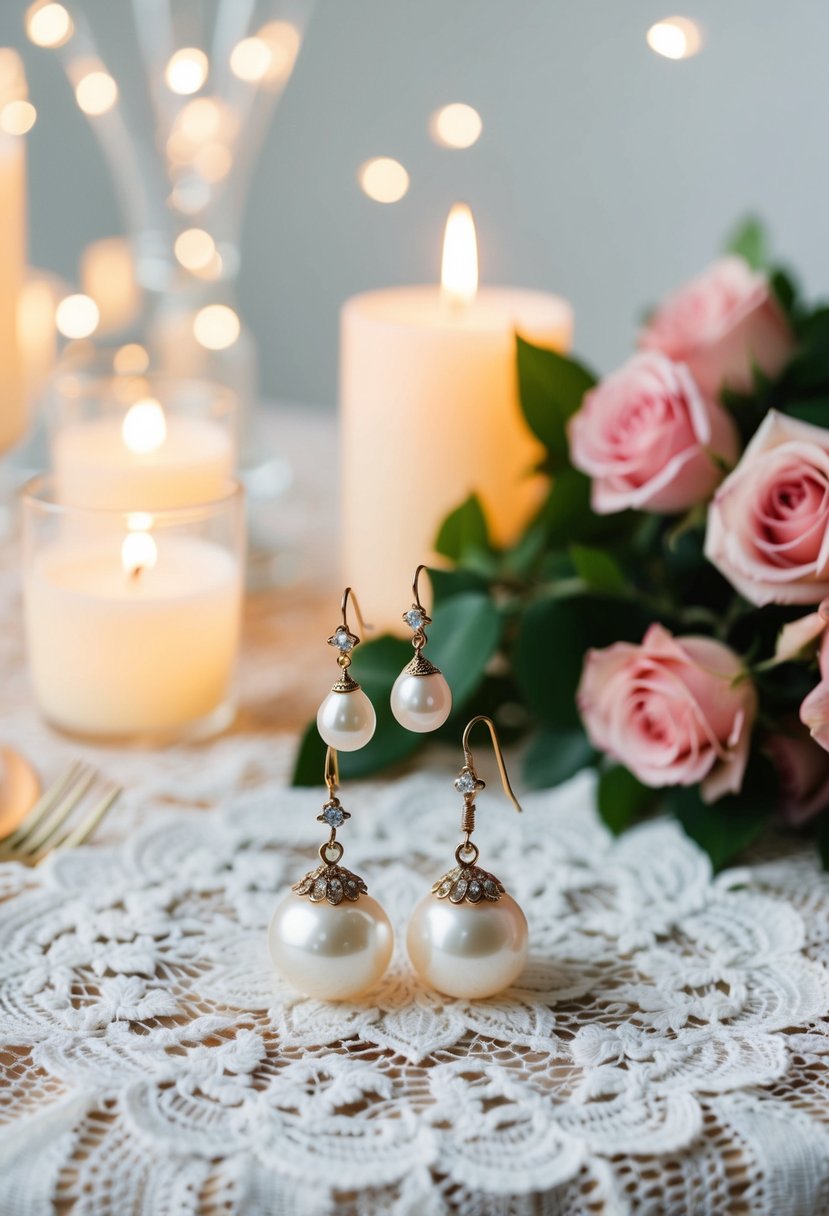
[174, 228, 216, 271]
[114, 344, 149, 375]
[122, 399, 167, 454]
[230, 37, 272, 83]
[646, 17, 703, 59]
[75, 71, 118, 116]
[193, 304, 240, 350]
[26, 2, 73, 49]
[358, 157, 410, 204]
[165, 48, 209, 96]
[55, 293, 99, 339]
[430, 103, 483, 149]
[0, 100, 36, 135]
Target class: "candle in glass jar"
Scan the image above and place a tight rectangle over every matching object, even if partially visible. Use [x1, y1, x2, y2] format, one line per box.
[24, 528, 242, 739]
[340, 204, 572, 631]
[53, 395, 235, 509]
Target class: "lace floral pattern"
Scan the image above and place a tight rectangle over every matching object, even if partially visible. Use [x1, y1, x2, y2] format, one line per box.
[3, 764, 829, 1216]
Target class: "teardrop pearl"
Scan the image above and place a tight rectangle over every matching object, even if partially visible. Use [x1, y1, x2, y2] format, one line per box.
[390, 670, 452, 733]
[407, 892, 528, 999]
[269, 892, 394, 1000]
[316, 687, 376, 751]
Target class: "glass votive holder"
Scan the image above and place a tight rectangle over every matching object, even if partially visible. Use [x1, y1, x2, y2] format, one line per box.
[47, 357, 238, 510]
[21, 476, 245, 745]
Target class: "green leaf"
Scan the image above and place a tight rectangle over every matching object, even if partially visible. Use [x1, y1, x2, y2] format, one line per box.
[291, 719, 327, 787]
[523, 727, 595, 789]
[597, 765, 655, 834]
[434, 494, 491, 563]
[534, 467, 592, 544]
[514, 596, 587, 729]
[569, 544, 627, 594]
[667, 752, 776, 870]
[770, 267, 799, 325]
[780, 399, 829, 428]
[429, 566, 490, 605]
[429, 592, 502, 707]
[516, 334, 597, 469]
[726, 216, 768, 270]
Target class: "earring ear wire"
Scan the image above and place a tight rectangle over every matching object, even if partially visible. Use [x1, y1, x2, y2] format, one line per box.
[390, 564, 453, 732]
[317, 586, 377, 751]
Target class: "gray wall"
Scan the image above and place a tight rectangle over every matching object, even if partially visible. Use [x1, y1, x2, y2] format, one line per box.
[3, 0, 827, 404]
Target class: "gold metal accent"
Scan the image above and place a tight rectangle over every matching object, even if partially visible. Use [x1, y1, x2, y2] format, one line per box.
[402, 564, 436, 658]
[431, 862, 505, 904]
[331, 669, 361, 693]
[292, 861, 368, 905]
[404, 652, 440, 677]
[429, 716, 522, 904]
[462, 716, 522, 815]
[324, 747, 339, 799]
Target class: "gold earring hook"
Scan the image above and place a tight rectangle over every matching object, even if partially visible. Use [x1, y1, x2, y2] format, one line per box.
[462, 715, 522, 814]
[324, 746, 339, 798]
[341, 586, 371, 639]
[412, 564, 428, 611]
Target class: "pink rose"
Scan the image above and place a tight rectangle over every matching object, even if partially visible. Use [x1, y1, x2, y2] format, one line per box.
[705, 411, 829, 606]
[801, 626, 829, 753]
[578, 623, 757, 802]
[766, 720, 829, 825]
[639, 256, 794, 396]
[568, 352, 739, 514]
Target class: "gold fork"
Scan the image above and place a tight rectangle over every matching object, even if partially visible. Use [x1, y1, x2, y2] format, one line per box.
[0, 762, 122, 866]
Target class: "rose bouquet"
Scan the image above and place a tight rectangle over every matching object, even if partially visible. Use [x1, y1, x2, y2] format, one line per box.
[294, 219, 829, 869]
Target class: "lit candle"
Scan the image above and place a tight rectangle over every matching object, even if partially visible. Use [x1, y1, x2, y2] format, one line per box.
[340, 204, 573, 630]
[52, 387, 236, 509]
[0, 50, 28, 452]
[23, 515, 243, 740]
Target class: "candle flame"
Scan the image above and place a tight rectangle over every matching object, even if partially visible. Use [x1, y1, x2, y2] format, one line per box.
[121, 531, 157, 579]
[441, 203, 478, 306]
[122, 399, 167, 455]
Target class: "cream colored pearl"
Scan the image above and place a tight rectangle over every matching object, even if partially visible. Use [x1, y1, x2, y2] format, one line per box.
[390, 670, 452, 732]
[269, 892, 393, 1000]
[316, 687, 376, 751]
[407, 891, 528, 999]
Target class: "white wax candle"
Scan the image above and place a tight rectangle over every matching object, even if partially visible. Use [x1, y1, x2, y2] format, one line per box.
[0, 72, 26, 452]
[341, 281, 572, 631]
[24, 536, 242, 738]
[53, 413, 234, 509]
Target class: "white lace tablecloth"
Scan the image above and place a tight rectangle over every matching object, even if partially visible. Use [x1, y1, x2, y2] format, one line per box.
[3, 410, 829, 1216]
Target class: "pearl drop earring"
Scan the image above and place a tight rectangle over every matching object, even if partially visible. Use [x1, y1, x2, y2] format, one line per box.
[269, 746, 394, 1000]
[390, 564, 452, 732]
[316, 586, 376, 751]
[407, 715, 528, 999]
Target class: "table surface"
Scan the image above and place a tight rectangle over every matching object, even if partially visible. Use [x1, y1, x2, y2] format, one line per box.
[2, 407, 829, 1216]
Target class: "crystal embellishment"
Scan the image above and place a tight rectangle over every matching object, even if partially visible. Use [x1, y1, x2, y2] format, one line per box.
[328, 626, 357, 652]
[404, 606, 430, 631]
[455, 770, 483, 796]
[318, 801, 349, 828]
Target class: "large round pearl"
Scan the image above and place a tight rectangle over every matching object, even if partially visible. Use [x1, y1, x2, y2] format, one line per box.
[390, 670, 452, 733]
[316, 687, 376, 751]
[407, 892, 528, 999]
[269, 893, 393, 1000]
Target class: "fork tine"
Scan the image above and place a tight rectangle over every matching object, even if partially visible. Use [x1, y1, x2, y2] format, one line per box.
[46, 784, 122, 857]
[15, 767, 98, 857]
[2, 762, 87, 848]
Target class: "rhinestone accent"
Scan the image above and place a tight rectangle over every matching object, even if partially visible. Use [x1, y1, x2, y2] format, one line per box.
[404, 606, 428, 630]
[455, 770, 479, 795]
[329, 627, 356, 652]
[321, 803, 345, 828]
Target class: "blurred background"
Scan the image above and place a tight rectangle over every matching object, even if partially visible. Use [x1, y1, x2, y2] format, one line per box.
[0, 0, 825, 407]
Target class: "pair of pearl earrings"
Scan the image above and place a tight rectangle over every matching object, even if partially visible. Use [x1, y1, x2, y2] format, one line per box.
[315, 565, 454, 751]
[268, 715, 529, 1002]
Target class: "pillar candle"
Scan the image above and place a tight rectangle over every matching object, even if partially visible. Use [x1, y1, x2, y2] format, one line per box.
[340, 205, 572, 631]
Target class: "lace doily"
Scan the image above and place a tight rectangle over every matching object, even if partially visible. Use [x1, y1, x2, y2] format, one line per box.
[3, 765, 829, 1216]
